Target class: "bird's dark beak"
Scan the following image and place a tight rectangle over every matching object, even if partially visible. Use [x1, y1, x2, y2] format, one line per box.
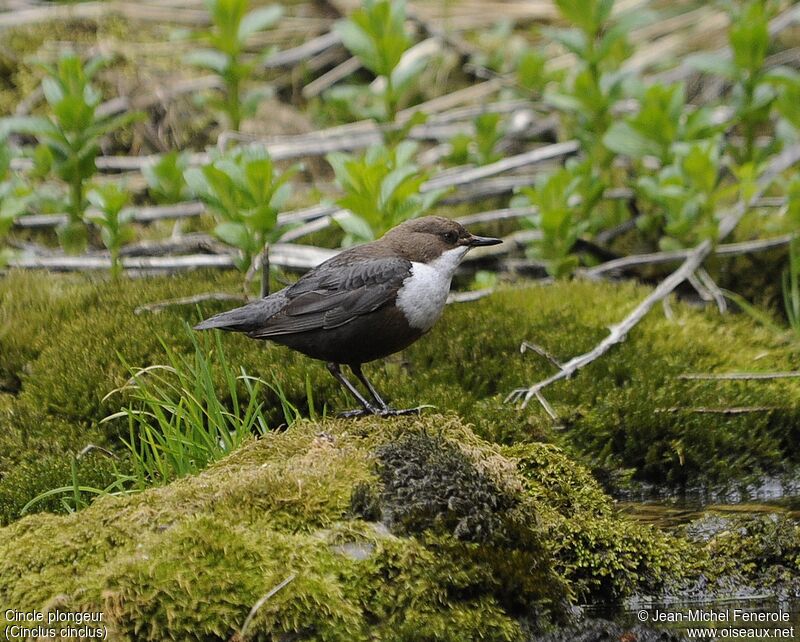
[467, 234, 502, 247]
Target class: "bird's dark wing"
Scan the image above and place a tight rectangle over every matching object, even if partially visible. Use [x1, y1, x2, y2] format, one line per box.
[247, 254, 412, 338]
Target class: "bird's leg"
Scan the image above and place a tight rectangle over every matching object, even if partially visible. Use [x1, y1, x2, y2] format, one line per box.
[327, 362, 381, 417]
[349, 364, 422, 418]
[349, 363, 389, 411]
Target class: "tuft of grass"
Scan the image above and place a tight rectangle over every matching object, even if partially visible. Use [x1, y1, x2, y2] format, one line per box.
[103, 326, 279, 490]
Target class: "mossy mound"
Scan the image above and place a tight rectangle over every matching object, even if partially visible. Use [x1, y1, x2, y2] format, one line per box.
[0, 417, 668, 640]
[402, 280, 800, 489]
[0, 416, 691, 640]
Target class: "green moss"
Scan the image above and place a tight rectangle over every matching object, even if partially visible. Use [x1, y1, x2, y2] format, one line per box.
[400, 281, 800, 488]
[0, 272, 97, 392]
[506, 442, 695, 604]
[14, 270, 241, 423]
[688, 513, 800, 593]
[355, 426, 570, 621]
[0, 403, 121, 524]
[7, 273, 800, 504]
[0, 417, 541, 639]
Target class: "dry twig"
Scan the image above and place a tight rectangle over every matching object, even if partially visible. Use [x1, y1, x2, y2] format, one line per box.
[506, 144, 800, 409]
[134, 292, 248, 315]
[678, 371, 800, 381]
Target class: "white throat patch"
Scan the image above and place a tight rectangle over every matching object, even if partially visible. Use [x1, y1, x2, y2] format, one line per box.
[396, 246, 469, 331]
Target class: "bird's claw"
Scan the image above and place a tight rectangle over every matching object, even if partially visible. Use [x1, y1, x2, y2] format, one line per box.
[336, 405, 426, 419]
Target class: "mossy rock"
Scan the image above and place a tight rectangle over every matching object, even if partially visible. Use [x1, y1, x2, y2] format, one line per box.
[0, 415, 690, 640]
[505, 442, 696, 604]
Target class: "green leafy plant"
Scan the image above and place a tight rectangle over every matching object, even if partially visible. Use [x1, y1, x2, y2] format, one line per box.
[514, 160, 605, 277]
[687, 1, 797, 164]
[603, 83, 721, 164]
[327, 141, 446, 245]
[187, 0, 282, 130]
[103, 329, 273, 490]
[636, 139, 731, 250]
[516, 48, 552, 95]
[333, 0, 426, 124]
[0, 53, 141, 252]
[0, 139, 33, 264]
[447, 112, 505, 166]
[87, 183, 133, 280]
[185, 146, 297, 273]
[468, 20, 529, 75]
[544, 0, 637, 164]
[143, 150, 191, 204]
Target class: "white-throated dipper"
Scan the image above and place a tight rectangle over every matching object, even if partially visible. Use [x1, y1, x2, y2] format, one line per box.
[194, 216, 501, 417]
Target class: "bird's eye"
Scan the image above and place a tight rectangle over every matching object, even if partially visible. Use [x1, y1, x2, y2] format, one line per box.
[443, 231, 458, 244]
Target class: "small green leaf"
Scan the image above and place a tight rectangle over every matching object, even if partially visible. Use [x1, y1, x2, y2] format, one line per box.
[57, 220, 89, 254]
[238, 4, 282, 41]
[336, 212, 375, 244]
[215, 221, 250, 249]
[185, 48, 229, 73]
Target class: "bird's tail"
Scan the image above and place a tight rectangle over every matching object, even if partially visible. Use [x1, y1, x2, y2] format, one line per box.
[194, 295, 286, 333]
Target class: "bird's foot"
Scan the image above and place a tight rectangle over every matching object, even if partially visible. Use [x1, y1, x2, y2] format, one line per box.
[336, 405, 427, 419]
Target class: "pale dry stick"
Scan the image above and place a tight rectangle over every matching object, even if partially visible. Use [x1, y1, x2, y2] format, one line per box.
[264, 31, 342, 69]
[656, 406, 778, 415]
[686, 271, 716, 307]
[13, 202, 205, 229]
[678, 371, 800, 381]
[239, 573, 297, 641]
[583, 233, 795, 278]
[520, 341, 564, 370]
[134, 292, 247, 315]
[6, 242, 339, 272]
[505, 144, 800, 409]
[120, 233, 230, 257]
[301, 56, 362, 99]
[7, 254, 236, 272]
[12, 201, 334, 231]
[440, 175, 545, 205]
[696, 266, 727, 313]
[0, 1, 210, 28]
[398, 79, 504, 121]
[456, 206, 539, 226]
[662, 296, 675, 322]
[422, 141, 579, 192]
[519, 342, 563, 421]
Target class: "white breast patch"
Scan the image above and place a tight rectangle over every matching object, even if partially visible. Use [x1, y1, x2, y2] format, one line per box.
[396, 246, 468, 331]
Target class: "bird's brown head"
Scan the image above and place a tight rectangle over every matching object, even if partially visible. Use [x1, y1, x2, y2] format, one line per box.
[378, 216, 502, 263]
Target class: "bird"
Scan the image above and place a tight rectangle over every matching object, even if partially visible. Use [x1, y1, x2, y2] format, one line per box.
[194, 216, 502, 417]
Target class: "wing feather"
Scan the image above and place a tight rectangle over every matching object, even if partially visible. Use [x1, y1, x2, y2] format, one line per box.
[247, 255, 411, 338]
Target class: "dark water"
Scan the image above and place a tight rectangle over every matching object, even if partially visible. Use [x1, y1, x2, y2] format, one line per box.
[612, 489, 800, 641]
[619, 597, 799, 641]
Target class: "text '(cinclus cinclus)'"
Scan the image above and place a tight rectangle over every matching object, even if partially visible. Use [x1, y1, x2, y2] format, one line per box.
[194, 216, 502, 417]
